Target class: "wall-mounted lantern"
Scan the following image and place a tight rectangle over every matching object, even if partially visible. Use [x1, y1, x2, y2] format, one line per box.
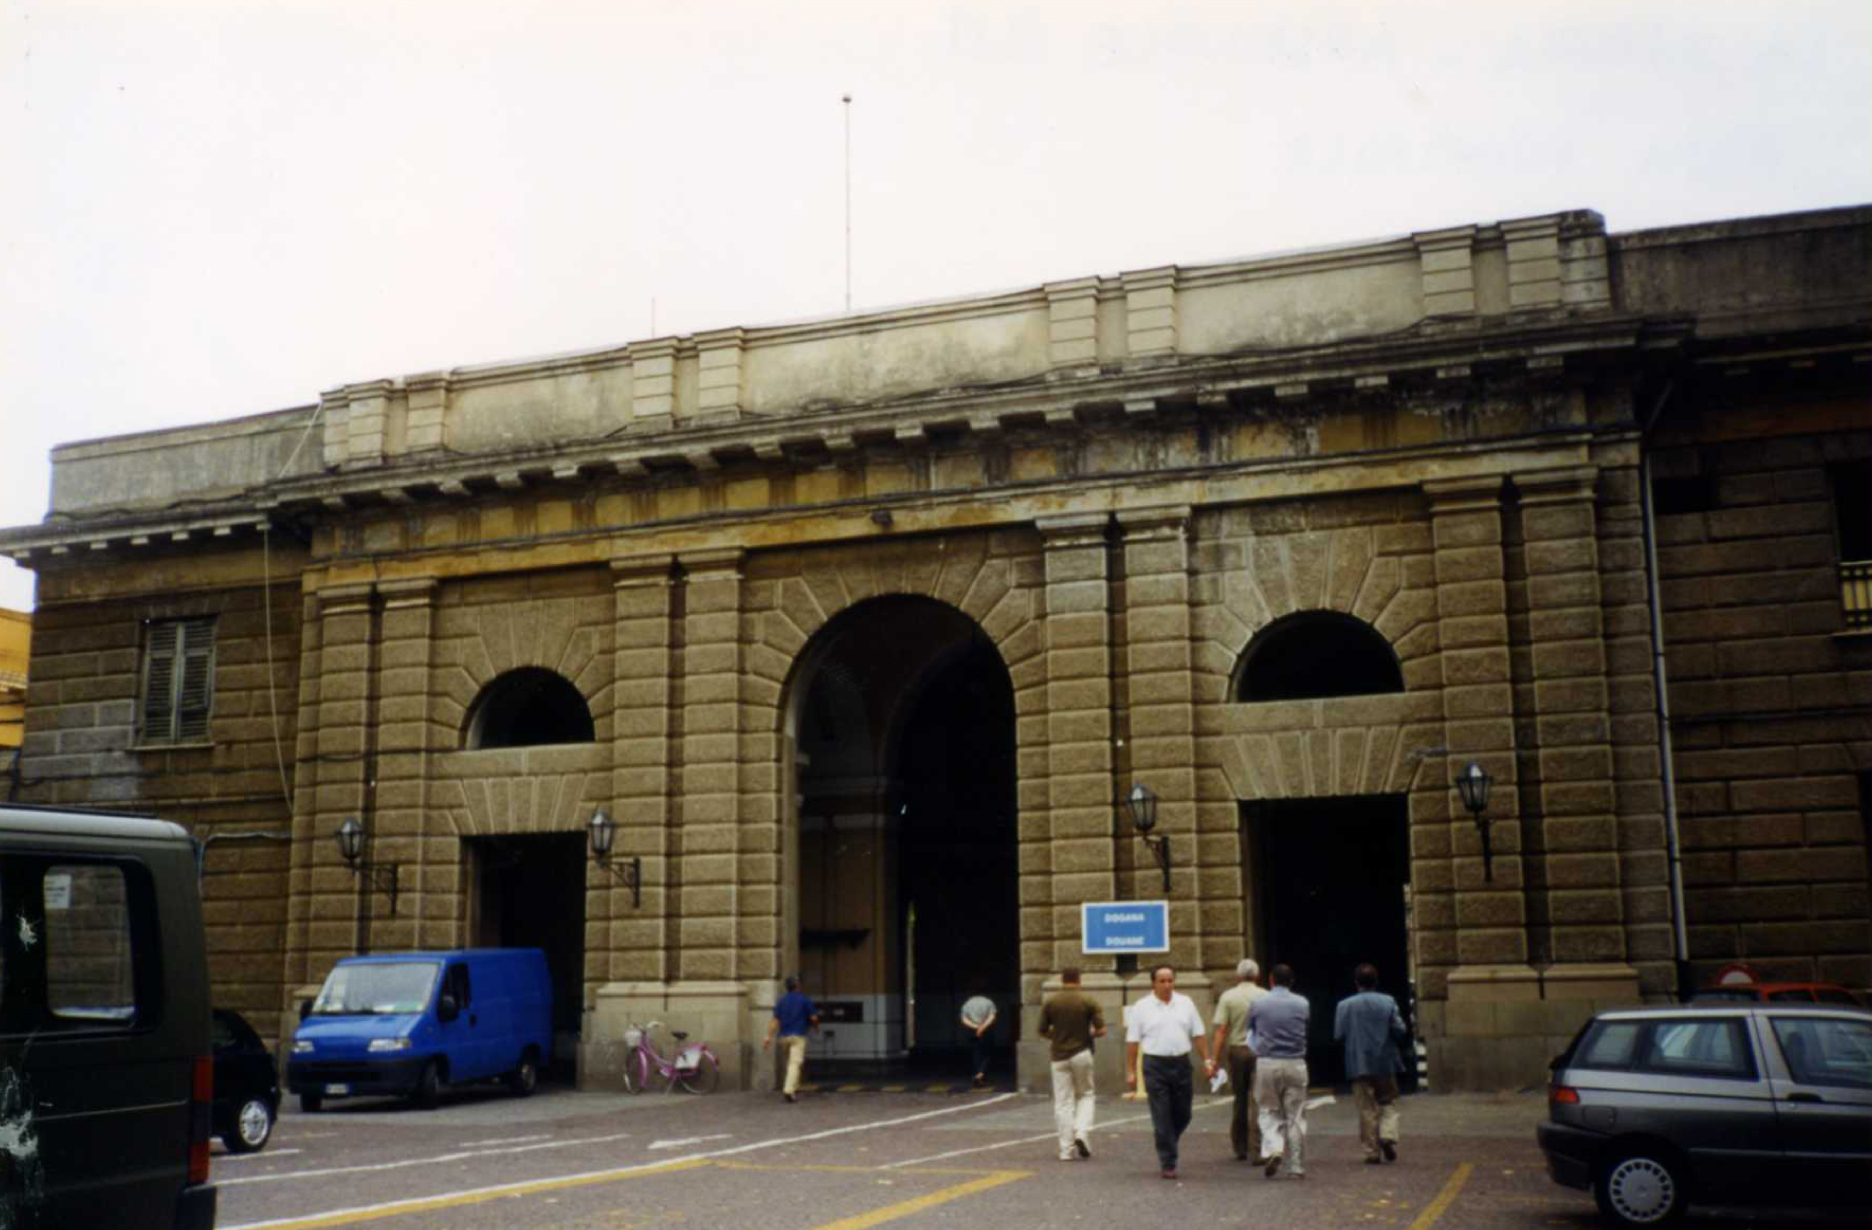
[1455, 760, 1495, 882]
[587, 809, 642, 908]
[1124, 782, 1171, 894]
[335, 816, 399, 915]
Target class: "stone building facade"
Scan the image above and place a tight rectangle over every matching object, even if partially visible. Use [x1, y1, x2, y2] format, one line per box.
[4, 204, 1868, 1094]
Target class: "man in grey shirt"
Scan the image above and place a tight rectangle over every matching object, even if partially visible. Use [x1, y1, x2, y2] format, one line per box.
[1247, 963, 1310, 1179]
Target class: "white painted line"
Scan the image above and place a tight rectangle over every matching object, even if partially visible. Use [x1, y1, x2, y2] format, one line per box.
[882, 1096, 1230, 1169]
[648, 1133, 733, 1150]
[216, 1131, 635, 1187]
[219, 1094, 1020, 1230]
[458, 1134, 552, 1148]
[217, 1148, 303, 1163]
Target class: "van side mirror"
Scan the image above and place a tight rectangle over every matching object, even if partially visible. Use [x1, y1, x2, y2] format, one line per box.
[438, 994, 459, 1022]
[299, 999, 312, 1022]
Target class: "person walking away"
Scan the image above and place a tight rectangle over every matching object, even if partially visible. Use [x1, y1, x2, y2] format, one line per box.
[1205, 958, 1266, 1163]
[762, 975, 819, 1103]
[1334, 962, 1408, 1164]
[960, 987, 998, 1088]
[1124, 963, 1212, 1180]
[1248, 963, 1310, 1179]
[1038, 967, 1106, 1161]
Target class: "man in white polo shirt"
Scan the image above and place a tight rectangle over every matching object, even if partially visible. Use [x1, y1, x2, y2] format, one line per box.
[1124, 963, 1212, 1180]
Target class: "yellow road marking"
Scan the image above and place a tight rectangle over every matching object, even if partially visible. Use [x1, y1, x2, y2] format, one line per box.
[881, 1084, 906, 1093]
[807, 1170, 1029, 1230]
[1406, 1162, 1474, 1230]
[838, 1084, 864, 1092]
[717, 1162, 1033, 1177]
[230, 1158, 709, 1230]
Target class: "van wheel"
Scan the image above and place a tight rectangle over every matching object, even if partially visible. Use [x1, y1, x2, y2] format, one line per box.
[507, 1051, 539, 1097]
[1595, 1149, 1688, 1227]
[299, 1092, 323, 1113]
[411, 1061, 442, 1110]
[224, 1097, 275, 1153]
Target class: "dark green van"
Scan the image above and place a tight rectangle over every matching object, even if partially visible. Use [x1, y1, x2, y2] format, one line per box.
[0, 806, 216, 1229]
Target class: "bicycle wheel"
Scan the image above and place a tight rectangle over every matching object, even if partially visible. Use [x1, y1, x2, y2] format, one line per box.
[676, 1050, 720, 1095]
[622, 1050, 649, 1094]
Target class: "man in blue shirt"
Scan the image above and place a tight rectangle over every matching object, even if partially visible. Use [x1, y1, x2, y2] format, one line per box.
[763, 975, 819, 1103]
[1248, 963, 1311, 1179]
[1334, 962, 1408, 1164]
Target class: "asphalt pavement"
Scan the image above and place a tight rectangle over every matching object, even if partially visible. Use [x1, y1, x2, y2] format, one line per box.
[209, 1084, 1867, 1230]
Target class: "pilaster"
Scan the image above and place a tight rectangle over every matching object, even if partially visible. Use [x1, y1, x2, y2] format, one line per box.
[609, 553, 676, 983]
[1424, 476, 1529, 976]
[676, 548, 745, 982]
[308, 583, 377, 970]
[1037, 512, 1115, 975]
[1116, 507, 1213, 968]
[1513, 467, 1629, 970]
[375, 577, 437, 952]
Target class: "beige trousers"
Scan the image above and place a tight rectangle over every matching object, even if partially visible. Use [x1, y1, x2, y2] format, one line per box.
[1254, 1057, 1309, 1176]
[779, 1035, 808, 1095]
[1049, 1050, 1096, 1159]
[1353, 1075, 1400, 1158]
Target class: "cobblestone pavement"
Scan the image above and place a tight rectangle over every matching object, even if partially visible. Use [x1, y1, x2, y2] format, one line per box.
[211, 1086, 1868, 1230]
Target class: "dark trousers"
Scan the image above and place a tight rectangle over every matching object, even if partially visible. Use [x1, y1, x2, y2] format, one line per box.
[1227, 1045, 1262, 1160]
[1142, 1054, 1194, 1170]
[971, 1031, 991, 1079]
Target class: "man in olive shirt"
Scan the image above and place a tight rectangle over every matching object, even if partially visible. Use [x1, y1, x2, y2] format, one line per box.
[1204, 957, 1266, 1163]
[1038, 967, 1106, 1161]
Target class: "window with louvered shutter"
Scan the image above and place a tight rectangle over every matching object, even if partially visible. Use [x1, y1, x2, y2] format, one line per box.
[140, 617, 215, 744]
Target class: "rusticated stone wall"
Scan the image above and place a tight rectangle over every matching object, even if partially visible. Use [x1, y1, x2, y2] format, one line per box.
[1654, 420, 1872, 991]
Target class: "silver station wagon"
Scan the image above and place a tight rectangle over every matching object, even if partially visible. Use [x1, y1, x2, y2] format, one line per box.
[1538, 1004, 1872, 1227]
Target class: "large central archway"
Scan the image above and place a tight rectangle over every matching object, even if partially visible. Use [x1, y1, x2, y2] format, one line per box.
[785, 596, 1017, 1079]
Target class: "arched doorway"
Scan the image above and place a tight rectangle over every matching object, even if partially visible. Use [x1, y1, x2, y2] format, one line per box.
[787, 596, 1018, 1079]
[1234, 610, 1415, 1086]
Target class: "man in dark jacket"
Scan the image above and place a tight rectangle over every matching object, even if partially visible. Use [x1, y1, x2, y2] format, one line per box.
[1333, 963, 1408, 1163]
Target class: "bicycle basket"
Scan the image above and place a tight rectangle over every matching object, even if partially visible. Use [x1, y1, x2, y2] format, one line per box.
[623, 1027, 644, 1047]
[674, 1046, 703, 1072]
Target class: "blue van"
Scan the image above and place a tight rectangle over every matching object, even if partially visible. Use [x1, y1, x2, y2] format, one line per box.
[287, 948, 551, 1111]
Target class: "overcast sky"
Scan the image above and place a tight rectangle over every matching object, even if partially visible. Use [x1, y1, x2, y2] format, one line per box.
[3, 0, 1869, 611]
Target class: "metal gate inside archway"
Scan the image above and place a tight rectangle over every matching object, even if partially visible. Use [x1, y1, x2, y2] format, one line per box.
[788, 596, 1018, 1080]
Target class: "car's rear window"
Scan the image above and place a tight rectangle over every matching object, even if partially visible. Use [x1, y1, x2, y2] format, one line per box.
[1814, 989, 1862, 1007]
[1571, 1017, 1757, 1080]
[0, 856, 155, 1034]
[1642, 1018, 1754, 1079]
[1768, 989, 1816, 1002]
[1577, 1021, 1641, 1068]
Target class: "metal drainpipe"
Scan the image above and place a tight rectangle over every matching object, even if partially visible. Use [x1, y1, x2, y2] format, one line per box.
[1638, 380, 1692, 1001]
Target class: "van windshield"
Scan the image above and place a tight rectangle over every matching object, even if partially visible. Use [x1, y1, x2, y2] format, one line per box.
[311, 961, 441, 1015]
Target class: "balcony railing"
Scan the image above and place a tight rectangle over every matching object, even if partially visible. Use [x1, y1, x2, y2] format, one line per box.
[1843, 559, 1872, 630]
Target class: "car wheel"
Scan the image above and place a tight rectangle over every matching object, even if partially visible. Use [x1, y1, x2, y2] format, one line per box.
[299, 1092, 323, 1113]
[507, 1051, 539, 1097]
[1594, 1150, 1688, 1228]
[411, 1060, 442, 1110]
[224, 1097, 274, 1153]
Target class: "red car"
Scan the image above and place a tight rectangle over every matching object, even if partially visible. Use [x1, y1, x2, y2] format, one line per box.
[1690, 964, 1864, 1008]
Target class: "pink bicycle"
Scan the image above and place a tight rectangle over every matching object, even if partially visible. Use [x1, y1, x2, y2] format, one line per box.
[620, 1020, 722, 1094]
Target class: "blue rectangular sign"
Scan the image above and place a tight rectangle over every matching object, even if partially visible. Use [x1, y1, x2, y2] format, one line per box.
[1081, 901, 1169, 954]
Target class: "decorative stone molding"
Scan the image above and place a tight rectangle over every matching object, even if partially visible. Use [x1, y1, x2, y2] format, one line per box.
[1414, 225, 1478, 318]
[1121, 266, 1178, 366]
[629, 338, 681, 423]
[1044, 277, 1100, 375]
[695, 328, 747, 421]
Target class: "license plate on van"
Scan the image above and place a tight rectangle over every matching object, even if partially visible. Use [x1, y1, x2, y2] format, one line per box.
[325, 1083, 350, 1095]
